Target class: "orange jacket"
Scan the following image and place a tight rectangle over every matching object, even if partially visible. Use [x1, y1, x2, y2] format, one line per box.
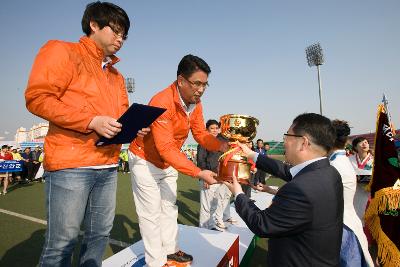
[129, 82, 222, 177]
[25, 36, 128, 171]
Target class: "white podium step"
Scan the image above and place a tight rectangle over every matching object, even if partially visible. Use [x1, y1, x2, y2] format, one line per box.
[103, 191, 275, 267]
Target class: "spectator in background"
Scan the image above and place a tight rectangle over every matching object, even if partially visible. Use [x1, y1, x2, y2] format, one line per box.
[253, 139, 267, 186]
[197, 119, 231, 231]
[349, 137, 374, 224]
[187, 149, 193, 161]
[0, 145, 13, 194]
[349, 137, 373, 183]
[191, 149, 197, 165]
[11, 147, 22, 183]
[31, 145, 42, 181]
[254, 139, 266, 155]
[330, 120, 373, 266]
[264, 142, 272, 180]
[119, 149, 129, 173]
[264, 142, 270, 154]
[21, 147, 34, 182]
[34, 152, 45, 182]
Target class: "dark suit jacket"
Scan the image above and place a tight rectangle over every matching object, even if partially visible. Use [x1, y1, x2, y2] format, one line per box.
[196, 134, 225, 172]
[235, 156, 343, 267]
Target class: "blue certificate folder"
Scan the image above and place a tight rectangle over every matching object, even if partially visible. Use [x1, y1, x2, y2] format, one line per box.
[95, 103, 166, 146]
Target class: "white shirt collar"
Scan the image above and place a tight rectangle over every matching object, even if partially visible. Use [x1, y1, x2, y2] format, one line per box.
[101, 56, 112, 69]
[176, 86, 196, 114]
[289, 157, 326, 178]
[328, 149, 346, 161]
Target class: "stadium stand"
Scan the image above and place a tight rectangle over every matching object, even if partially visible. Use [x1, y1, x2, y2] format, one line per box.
[267, 141, 285, 155]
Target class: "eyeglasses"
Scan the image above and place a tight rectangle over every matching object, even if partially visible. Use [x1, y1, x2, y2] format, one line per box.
[108, 24, 127, 40]
[283, 133, 303, 140]
[182, 76, 209, 90]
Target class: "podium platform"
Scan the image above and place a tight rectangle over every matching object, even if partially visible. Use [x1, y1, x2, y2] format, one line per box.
[103, 190, 275, 267]
[226, 190, 275, 264]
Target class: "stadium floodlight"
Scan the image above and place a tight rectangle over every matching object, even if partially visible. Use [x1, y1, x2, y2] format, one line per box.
[305, 42, 325, 115]
[125, 77, 135, 93]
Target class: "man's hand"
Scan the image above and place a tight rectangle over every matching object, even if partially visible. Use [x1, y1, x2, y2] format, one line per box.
[196, 170, 218, 185]
[235, 141, 257, 159]
[203, 181, 210, 189]
[88, 116, 122, 138]
[251, 183, 278, 195]
[223, 174, 243, 196]
[251, 182, 265, 192]
[137, 127, 151, 138]
[264, 186, 278, 195]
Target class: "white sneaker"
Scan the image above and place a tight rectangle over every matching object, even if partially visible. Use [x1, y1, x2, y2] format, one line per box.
[211, 226, 224, 232]
[211, 222, 226, 232]
[215, 221, 227, 229]
[225, 218, 238, 224]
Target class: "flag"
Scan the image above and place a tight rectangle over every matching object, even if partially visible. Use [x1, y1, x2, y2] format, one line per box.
[365, 103, 400, 266]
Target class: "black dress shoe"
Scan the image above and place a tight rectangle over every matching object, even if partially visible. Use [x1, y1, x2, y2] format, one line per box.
[167, 250, 193, 263]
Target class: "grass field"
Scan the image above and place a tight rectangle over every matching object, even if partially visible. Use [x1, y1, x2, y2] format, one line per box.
[0, 172, 285, 267]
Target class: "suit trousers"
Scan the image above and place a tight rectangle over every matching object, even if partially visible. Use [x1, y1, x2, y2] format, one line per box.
[129, 152, 179, 267]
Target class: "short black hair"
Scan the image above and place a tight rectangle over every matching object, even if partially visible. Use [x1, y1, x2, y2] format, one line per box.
[177, 54, 211, 78]
[292, 113, 335, 152]
[206, 119, 220, 129]
[352, 137, 368, 152]
[332, 119, 351, 149]
[82, 1, 130, 37]
[1, 145, 8, 149]
[264, 142, 270, 146]
[256, 139, 263, 143]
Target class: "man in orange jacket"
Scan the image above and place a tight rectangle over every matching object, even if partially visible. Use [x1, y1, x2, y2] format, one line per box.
[129, 55, 229, 267]
[25, 2, 149, 266]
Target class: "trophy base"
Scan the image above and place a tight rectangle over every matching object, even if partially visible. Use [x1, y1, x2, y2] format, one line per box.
[217, 160, 251, 185]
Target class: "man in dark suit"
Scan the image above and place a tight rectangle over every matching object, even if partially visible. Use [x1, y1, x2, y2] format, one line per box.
[225, 113, 343, 266]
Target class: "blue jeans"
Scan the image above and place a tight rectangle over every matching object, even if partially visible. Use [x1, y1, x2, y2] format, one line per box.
[39, 168, 117, 267]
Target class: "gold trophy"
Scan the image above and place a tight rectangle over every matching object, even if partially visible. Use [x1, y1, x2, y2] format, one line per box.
[217, 114, 259, 185]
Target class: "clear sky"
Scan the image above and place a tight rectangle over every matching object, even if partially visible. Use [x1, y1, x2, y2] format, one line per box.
[1, 0, 399, 143]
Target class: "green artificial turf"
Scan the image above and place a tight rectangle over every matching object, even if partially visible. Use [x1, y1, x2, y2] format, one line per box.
[0, 172, 286, 266]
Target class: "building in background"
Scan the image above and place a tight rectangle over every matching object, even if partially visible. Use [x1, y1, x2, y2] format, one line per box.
[15, 122, 48, 148]
[15, 127, 28, 144]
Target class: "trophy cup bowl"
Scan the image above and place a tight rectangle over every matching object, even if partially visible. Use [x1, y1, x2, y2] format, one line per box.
[217, 114, 259, 185]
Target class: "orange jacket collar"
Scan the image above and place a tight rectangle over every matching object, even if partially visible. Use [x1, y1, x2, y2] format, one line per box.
[79, 36, 120, 66]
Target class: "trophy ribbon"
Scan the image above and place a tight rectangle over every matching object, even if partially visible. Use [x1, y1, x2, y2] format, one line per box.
[219, 144, 241, 167]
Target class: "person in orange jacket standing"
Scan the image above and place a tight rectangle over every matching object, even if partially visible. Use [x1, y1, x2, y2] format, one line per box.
[25, 2, 149, 266]
[128, 54, 229, 267]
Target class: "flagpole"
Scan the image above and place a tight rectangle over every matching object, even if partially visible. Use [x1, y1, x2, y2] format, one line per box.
[382, 94, 394, 132]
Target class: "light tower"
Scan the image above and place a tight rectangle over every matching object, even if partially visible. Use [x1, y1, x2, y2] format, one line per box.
[305, 43, 325, 115]
[125, 77, 135, 104]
